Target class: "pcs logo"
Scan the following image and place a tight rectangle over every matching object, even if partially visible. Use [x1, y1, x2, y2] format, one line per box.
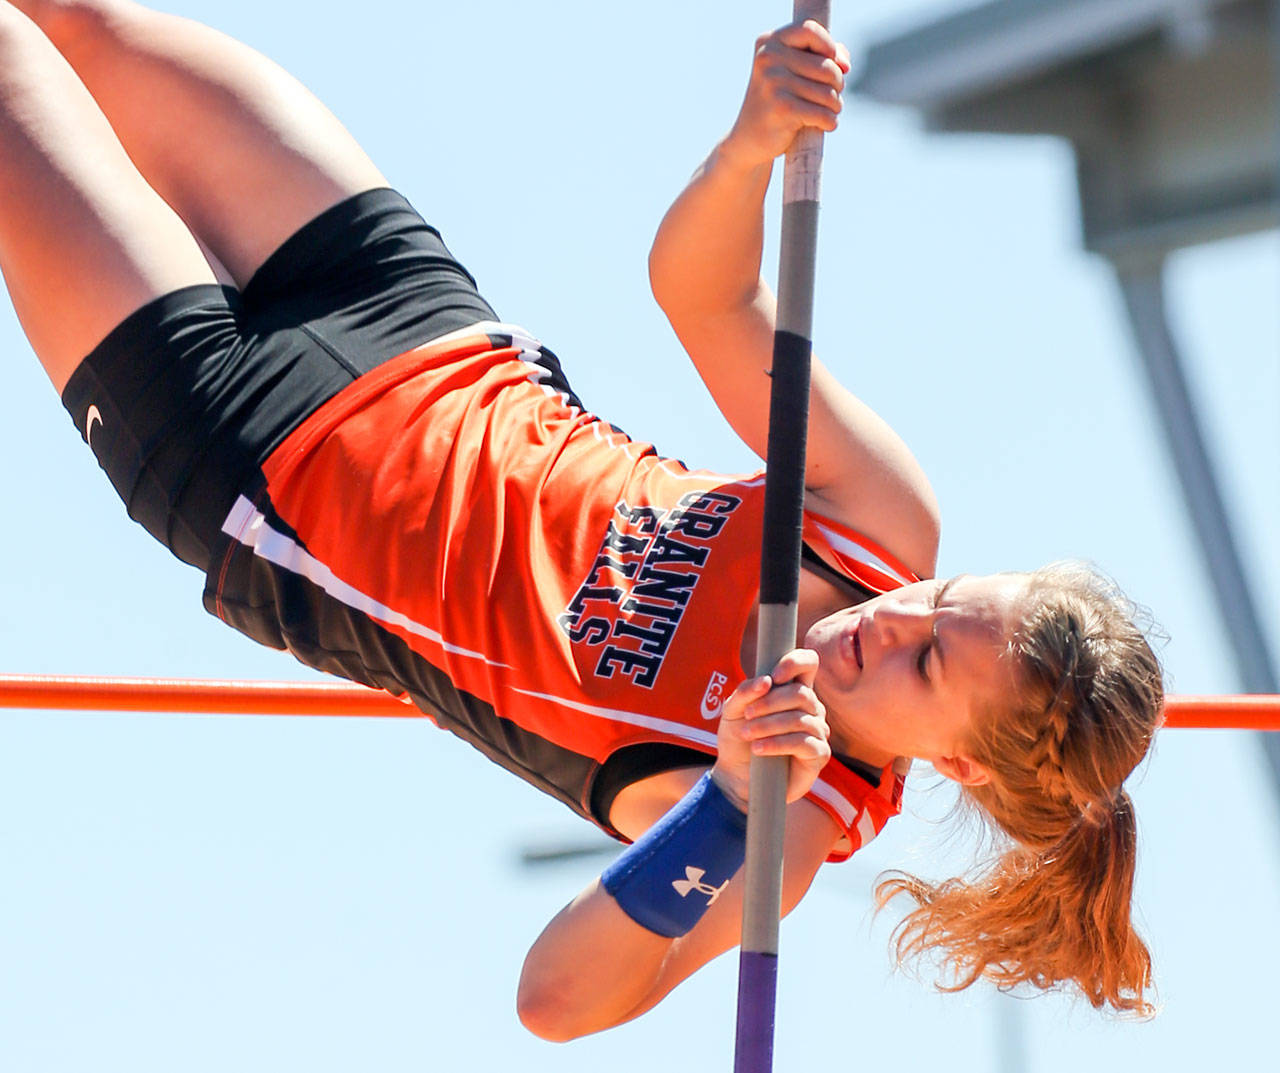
[699, 670, 729, 720]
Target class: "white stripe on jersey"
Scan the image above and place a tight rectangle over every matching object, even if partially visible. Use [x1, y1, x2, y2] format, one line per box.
[856, 808, 878, 848]
[220, 496, 507, 667]
[509, 685, 859, 829]
[807, 776, 859, 829]
[429, 319, 543, 355]
[509, 687, 719, 750]
[811, 518, 914, 588]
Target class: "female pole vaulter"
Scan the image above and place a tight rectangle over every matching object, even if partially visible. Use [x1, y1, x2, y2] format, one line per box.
[0, 0, 1164, 1038]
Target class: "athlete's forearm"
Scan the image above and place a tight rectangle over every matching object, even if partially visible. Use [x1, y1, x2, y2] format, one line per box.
[645, 144, 780, 463]
[650, 17, 848, 324]
[517, 879, 677, 1041]
[517, 795, 840, 1040]
[518, 772, 746, 1039]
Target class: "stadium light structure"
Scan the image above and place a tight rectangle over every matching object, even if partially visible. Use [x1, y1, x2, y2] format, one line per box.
[850, 0, 1280, 769]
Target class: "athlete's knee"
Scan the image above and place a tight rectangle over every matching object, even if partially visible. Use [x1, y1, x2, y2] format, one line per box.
[16, 0, 134, 55]
[0, 2, 53, 61]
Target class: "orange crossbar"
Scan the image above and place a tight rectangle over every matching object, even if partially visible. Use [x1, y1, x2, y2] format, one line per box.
[0, 674, 422, 718]
[0, 674, 1277, 730]
[1161, 694, 1280, 730]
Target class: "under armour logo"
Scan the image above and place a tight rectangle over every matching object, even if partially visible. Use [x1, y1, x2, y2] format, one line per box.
[672, 866, 729, 906]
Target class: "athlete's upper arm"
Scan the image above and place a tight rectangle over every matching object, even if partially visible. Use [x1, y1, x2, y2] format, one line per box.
[802, 362, 940, 578]
[615, 797, 842, 1024]
[670, 290, 940, 578]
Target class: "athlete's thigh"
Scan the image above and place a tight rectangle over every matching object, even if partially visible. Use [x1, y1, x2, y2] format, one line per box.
[0, 4, 217, 394]
[32, 0, 388, 288]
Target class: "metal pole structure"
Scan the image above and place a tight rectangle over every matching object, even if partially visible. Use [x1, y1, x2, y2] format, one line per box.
[735, 3, 830, 1071]
[1113, 262, 1280, 785]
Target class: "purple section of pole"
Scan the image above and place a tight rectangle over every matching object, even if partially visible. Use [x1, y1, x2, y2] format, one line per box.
[734, 951, 779, 1073]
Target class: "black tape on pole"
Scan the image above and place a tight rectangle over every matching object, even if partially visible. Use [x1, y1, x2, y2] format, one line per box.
[759, 330, 813, 606]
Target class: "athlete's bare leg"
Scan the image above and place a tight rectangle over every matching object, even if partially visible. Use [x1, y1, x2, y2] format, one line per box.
[9, 0, 389, 288]
[0, 4, 217, 393]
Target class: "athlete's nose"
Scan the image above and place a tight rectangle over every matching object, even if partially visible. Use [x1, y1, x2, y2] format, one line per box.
[871, 600, 930, 647]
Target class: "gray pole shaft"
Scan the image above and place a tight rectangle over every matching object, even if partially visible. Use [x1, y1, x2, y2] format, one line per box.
[739, 0, 831, 959]
[1113, 264, 1280, 789]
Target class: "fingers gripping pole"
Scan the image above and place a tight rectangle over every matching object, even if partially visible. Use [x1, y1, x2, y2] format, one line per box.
[734, 3, 830, 1071]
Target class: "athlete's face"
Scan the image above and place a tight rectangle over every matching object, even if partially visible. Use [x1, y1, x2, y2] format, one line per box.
[803, 573, 1027, 784]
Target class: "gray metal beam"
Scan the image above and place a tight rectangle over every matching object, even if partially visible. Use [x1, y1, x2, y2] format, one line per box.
[1114, 264, 1280, 777]
[904, 3, 1278, 259]
[852, 0, 1237, 110]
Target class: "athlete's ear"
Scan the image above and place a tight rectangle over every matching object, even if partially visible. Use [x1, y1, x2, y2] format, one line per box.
[933, 754, 991, 787]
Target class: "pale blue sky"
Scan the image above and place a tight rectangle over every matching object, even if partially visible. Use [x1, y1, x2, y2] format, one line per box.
[0, 2, 1277, 1070]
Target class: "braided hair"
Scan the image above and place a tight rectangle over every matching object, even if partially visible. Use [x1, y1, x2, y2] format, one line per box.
[877, 562, 1164, 1015]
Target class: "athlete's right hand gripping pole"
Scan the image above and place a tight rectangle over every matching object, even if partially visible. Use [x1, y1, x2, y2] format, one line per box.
[734, 3, 831, 1072]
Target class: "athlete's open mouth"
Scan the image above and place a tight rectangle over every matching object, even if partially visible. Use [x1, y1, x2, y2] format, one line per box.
[852, 625, 863, 670]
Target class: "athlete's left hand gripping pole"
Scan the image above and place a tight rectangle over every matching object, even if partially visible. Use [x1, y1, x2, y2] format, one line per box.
[734, 3, 831, 1072]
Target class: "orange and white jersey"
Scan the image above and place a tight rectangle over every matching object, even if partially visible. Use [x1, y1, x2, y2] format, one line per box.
[206, 323, 917, 859]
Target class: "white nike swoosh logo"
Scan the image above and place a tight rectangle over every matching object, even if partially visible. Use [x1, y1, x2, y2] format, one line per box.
[86, 405, 102, 448]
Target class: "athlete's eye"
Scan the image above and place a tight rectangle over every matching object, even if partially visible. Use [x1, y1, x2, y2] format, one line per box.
[918, 582, 945, 682]
[917, 644, 932, 683]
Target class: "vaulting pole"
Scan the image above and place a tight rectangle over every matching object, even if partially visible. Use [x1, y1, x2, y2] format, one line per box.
[733, 3, 830, 1071]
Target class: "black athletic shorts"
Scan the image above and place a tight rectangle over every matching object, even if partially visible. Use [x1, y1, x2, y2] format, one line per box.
[60, 188, 497, 572]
